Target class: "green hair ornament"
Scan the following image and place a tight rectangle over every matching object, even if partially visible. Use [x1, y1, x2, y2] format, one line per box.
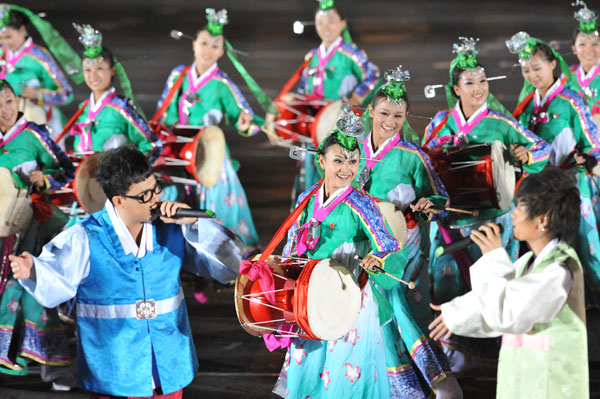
[73, 23, 102, 59]
[382, 65, 410, 105]
[505, 31, 582, 103]
[318, 0, 336, 11]
[573, 0, 598, 34]
[205, 8, 228, 36]
[317, 104, 362, 154]
[0, 4, 83, 84]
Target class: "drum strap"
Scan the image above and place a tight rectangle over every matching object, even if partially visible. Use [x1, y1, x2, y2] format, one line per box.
[150, 65, 191, 126]
[54, 102, 89, 144]
[423, 111, 451, 148]
[275, 55, 316, 102]
[259, 182, 321, 261]
[512, 91, 535, 119]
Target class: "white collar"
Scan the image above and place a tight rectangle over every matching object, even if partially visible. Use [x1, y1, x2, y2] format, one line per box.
[367, 131, 397, 158]
[535, 78, 562, 108]
[105, 199, 153, 258]
[578, 63, 599, 82]
[89, 87, 115, 113]
[190, 62, 218, 87]
[0, 114, 27, 140]
[6, 37, 32, 59]
[455, 101, 488, 125]
[530, 238, 561, 270]
[319, 36, 343, 58]
[318, 184, 350, 208]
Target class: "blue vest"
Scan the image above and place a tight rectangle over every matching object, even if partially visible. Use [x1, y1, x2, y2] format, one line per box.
[78, 209, 198, 396]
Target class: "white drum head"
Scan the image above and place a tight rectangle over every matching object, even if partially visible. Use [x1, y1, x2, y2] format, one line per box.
[491, 140, 515, 210]
[377, 202, 408, 244]
[305, 259, 361, 340]
[0, 167, 33, 237]
[313, 100, 343, 146]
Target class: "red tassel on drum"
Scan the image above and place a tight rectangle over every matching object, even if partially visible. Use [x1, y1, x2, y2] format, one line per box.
[30, 193, 54, 225]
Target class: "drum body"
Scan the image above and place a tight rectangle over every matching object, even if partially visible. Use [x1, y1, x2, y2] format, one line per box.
[426, 140, 515, 213]
[269, 95, 363, 147]
[0, 167, 33, 237]
[155, 125, 225, 187]
[235, 256, 361, 341]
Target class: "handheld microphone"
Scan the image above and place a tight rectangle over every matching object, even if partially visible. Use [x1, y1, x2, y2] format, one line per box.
[435, 224, 504, 257]
[151, 205, 216, 219]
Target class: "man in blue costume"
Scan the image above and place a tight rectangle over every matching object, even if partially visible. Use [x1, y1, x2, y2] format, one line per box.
[8, 146, 239, 398]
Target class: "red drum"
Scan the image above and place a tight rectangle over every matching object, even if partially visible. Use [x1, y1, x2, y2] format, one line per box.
[235, 256, 361, 341]
[268, 94, 362, 147]
[426, 140, 515, 213]
[154, 125, 225, 188]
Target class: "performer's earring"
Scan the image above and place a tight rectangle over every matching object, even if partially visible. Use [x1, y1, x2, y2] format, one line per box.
[541, 225, 546, 232]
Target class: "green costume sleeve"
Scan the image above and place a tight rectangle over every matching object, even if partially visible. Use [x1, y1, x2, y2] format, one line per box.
[218, 81, 255, 137]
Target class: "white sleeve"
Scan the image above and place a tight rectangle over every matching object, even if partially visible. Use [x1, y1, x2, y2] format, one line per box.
[442, 247, 572, 336]
[385, 183, 416, 211]
[19, 224, 91, 308]
[181, 219, 240, 284]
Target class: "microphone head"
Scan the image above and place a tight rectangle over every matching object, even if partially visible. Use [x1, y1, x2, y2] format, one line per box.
[435, 246, 445, 257]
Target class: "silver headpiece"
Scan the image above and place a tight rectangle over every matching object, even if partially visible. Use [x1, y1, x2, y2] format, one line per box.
[336, 104, 364, 137]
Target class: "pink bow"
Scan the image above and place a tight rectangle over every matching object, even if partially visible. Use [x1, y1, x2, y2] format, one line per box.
[263, 324, 295, 352]
[295, 222, 320, 256]
[437, 135, 465, 147]
[239, 260, 276, 304]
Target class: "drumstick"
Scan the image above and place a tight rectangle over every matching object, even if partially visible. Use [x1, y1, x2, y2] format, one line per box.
[353, 255, 415, 289]
[438, 207, 479, 216]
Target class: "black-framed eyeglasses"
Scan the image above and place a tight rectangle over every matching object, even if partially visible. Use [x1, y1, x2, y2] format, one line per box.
[121, 182, 163, 204]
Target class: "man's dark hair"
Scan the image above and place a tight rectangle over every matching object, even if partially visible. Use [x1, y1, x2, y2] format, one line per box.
[517, 167, 581, 247]
[94, 146, 153, 201]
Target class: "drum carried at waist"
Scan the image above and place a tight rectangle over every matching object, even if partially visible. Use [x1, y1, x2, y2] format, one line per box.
[266, 93, 362, 148]
[0, 167, 33, 237]
[235, 255, 361, 341]
[153, 124, 225, 188]
[425, 140, 515, 224]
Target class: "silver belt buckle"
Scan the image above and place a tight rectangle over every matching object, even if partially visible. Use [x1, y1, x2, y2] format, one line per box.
[135, 299, 156, 320]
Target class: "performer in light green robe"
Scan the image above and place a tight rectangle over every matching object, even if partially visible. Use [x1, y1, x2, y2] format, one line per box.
[431, 168, 588, 399]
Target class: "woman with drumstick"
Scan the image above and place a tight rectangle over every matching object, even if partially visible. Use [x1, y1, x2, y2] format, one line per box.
[422, 37, 551, 373]
[429, 167, 588, 398]
[154, 8, 271, 256]
[0, 5, 82, 134]
[356, 66, 462, 397]
[280, 0, 380, 194]
[508, 31, 600, 360]
[270, 109, 448, 398]
[60, 23, 160, 160]
[0, 79, 75, 388]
